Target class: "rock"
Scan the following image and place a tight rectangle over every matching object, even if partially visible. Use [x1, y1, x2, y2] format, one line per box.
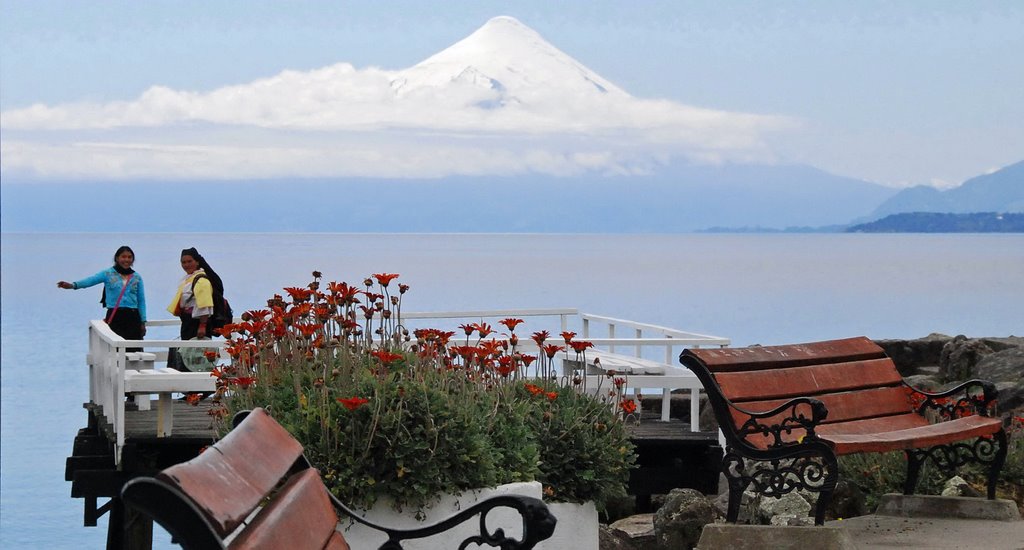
[756, 491, 811, 524]
[653, 488, 717, 549]
[609, 513, 655, 545]
[939, 336, 995, 381]
[599, 523, 640, 550]
[827, 480, 868, 520]
[875, 334, 952, 376]
[942, 475, 984, 498]
[975, 347, 1024, 385]
[995, 381, 1024, 413]
[769, 514, 815, 526]
[902, 374, 941, 392]
[712, 489, 759, 524]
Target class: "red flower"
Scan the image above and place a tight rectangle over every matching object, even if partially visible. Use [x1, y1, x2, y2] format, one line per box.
[337, 396, 370, 411]
[284, 287, 313, 302]
[495, 356, 516, 377]
[459, 323, 476, 336]
[473, 322, 493, 338]
[372, 273, 400, 287]
[499, 318, 524, 331]
[560, 331, 576, 344]
[233, 376, 257, 388]
[569, 340, 594, 353]
[613, 377, 626, 389]
[531, 330, 550, 347]
[542, 344, 564, 359]
[546, 391, 558, 401]
[370, 350, 404, 366]
[520, 354, 537, 367]
[620, 400, 638, 415]
[524, 383, 544, 396]
[203, 350, 219, 362]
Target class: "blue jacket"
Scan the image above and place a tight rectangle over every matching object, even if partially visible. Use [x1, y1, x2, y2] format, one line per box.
[73, 268, 147, 322]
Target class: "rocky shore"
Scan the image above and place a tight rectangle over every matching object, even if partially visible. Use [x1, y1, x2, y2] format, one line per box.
[602, 334, 1023, 550]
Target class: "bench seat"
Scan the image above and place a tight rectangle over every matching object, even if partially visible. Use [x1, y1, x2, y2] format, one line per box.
[819, 414, 1003, 455]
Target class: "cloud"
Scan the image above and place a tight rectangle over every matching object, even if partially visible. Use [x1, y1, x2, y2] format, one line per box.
[1, 61, 794, 181]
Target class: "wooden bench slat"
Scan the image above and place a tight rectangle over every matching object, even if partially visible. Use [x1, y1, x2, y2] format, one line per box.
[715, 358, 903, 401]
[731, 386, 914, 428]
[158, 409, 304, 535]
[227, 469, 346, 550]
[685, 336, 886, 372]
[820, 414, 1004, 454]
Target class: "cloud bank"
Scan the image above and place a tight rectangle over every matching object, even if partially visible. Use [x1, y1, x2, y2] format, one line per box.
[1, 17, 792, 181]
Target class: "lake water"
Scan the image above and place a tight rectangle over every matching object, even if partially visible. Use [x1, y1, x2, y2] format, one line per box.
[2, 232, 1022, 548]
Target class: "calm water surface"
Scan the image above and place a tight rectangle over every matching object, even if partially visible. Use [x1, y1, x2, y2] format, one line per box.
[2, 232, 1022, 548]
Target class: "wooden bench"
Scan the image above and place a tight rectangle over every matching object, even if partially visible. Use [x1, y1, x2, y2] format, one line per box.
[121, 407, 556, 550]
[679, 336, 1008, 525]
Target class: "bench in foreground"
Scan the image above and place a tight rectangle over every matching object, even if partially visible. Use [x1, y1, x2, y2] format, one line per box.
[121, 407, 556, 549]
[680, 336, 1007, 525]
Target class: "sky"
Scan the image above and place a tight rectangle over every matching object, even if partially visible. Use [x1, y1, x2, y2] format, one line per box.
[1, 1, 1022, 188]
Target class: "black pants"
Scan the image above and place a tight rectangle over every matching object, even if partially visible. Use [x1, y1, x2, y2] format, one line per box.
[107, 307, 143, 352]
[178, 311, 201, 340]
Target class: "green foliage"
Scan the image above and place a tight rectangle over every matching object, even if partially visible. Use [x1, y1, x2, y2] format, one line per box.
[213, 272, 635, 514]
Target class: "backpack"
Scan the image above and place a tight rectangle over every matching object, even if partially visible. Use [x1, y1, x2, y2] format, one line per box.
[191, 273, 233, 334]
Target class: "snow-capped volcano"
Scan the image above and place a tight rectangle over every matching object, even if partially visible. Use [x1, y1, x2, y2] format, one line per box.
[1, 15, 788, 180]
[392, 16, 629, 106]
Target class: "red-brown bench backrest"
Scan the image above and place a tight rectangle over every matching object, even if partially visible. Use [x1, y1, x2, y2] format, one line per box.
[681, 337, 917, 447]
[157, 407, 306, 537]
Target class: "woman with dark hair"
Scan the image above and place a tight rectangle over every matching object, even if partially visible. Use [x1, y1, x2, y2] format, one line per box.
[167, 247, 222, 341]
[57, 246, 147, 341]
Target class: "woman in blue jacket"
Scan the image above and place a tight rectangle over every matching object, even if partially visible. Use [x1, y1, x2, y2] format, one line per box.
[58, 245, 147, 341]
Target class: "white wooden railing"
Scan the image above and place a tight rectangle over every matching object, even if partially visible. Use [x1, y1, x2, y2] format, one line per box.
[87, 310, 728, 465]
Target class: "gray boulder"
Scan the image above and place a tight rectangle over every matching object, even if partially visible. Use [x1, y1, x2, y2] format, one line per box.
[608, 513, 654, 546]
[939, 335, 995, 381]
[976, 347, 1024, 411]
[653, 488, 717, 549]
[599, 523, 641, 550]
[875, 333, 952, 376]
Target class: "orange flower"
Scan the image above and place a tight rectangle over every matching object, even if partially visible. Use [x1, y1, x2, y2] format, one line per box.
[203, 350, 219, 362]
[569, 340, 594, 353]
[372, 273, 400, 287]
[531, 330, 550, 347]
[524, 383, 544, 396]
[370, 350, 404, 366]
[473, 322, 493, 338]
[233, 376, 256, 388]
[499, 318, 524, 331]
[337, 396, 370, 411]
[542, 344, 564, 359]
[620, 400, 637, 415]
[184, 393, 202, 406]
[546, 391, 558, 401]
[283, 287, 313, 302]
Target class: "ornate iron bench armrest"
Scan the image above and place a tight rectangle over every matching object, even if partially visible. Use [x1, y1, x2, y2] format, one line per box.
[328, 492, 556, 550]
[725, 396, 830, 451]
[902, 378, 998, 420]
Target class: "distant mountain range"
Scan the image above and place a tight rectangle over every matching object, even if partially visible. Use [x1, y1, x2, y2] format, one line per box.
[848, 212, 1024, 233]
[4, 160, 1023, 233]
[865, 160, 1024, 220]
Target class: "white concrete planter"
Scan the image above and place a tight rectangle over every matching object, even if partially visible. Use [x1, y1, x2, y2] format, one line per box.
[545, 501, 599, 549]
[338, 482, 598, 549]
